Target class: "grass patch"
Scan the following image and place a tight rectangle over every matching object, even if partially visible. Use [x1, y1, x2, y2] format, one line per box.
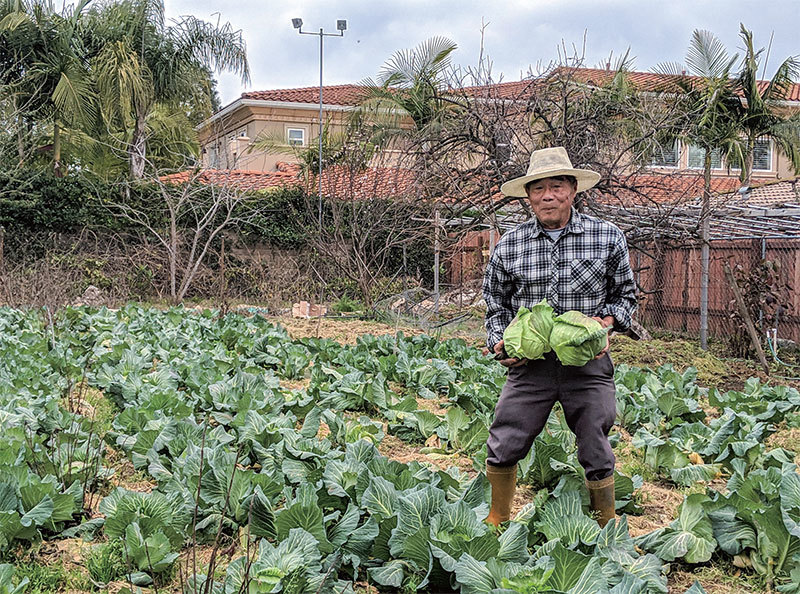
[668, 554, 767, 593]
[611, 334, 731, 386]
[85, 540, 128, 586]
[613, 429, 657, 482]
[14, 560, 91, 593]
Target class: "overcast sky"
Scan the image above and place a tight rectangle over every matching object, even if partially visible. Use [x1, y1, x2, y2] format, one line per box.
[163, 0, 800, 107]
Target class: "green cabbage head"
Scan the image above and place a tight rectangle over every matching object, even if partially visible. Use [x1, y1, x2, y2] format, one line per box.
[502, 300, 554, 360]
[550, 310, 609, 366]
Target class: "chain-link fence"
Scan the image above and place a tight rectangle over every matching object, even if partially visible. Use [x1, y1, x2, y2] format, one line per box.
[445, 226, 800, 352]
[633, 237, 800, 347]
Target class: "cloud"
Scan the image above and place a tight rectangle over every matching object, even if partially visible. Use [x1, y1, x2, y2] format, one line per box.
[163, 0, 800, 105]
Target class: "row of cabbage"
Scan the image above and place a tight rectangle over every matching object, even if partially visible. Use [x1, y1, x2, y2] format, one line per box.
[1, 305, 798, 592]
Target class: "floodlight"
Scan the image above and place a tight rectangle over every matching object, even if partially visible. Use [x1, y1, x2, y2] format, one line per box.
[292, 18, 303, 29]
[336, 19, 347, 31]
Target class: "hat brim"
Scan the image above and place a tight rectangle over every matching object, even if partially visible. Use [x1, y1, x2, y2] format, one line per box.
[500, 168, 601, 197]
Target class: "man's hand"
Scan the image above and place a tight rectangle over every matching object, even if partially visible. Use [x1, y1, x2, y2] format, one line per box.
[591, 316, 614, 359]
[493, 340, 528, 368]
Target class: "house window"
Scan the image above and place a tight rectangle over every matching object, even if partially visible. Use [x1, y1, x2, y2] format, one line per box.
[227, 127, 248, 142]
[688, 144, 722, 169]
[753, 138, 772, 171]
[650, 140, 679, 167]
[287, 128, 305, 146]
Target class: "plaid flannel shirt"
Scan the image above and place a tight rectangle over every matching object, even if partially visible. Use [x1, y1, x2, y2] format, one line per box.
[483, 208, 637, 349]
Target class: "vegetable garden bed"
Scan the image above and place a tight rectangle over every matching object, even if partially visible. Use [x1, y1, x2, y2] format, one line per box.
[1, 305, 799, 593]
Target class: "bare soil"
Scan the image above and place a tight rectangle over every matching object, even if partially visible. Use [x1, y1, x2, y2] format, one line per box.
[627, 481, 684, 538]
[106, 447, 157, 493]
[278, 316, 421, 344]
[378, 434, 476, 476]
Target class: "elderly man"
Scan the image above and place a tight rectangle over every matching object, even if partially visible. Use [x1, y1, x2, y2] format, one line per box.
[482, 147, 637, 527]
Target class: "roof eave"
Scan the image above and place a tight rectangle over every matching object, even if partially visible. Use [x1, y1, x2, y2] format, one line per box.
[196, 98, 357, 132]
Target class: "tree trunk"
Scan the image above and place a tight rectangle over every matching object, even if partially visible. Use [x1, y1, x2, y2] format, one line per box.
[743, 136, 755, 187]
[53, 119, 63, 178]
[15, 95, 24, 165]
[699, 149, 712, 350]
[130, 108, 148, 179]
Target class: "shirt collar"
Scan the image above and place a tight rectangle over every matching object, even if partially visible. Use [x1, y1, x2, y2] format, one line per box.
[524, 207, 584, 238]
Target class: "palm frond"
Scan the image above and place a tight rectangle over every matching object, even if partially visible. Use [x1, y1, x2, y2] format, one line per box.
[171, 15, 250, 85]
[0, 10, 30, 31]
[686, 29, 737, 80]
[92, 39, 153, 128]
[377, 36, 456, 88]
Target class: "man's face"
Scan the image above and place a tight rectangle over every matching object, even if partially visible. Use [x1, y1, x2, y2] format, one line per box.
[525, 175, 577, 230]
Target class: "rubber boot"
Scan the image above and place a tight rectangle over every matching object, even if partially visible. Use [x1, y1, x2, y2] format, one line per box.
[486, 463, 517, 526]
[586, 475, 616, 528]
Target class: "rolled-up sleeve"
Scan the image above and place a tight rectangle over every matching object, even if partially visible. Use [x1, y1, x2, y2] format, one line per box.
[483, 247, 515, 349]
[599, 231, 637, 332]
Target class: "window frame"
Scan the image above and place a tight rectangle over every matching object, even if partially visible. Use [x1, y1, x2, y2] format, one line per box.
[648, 139, 680, 169]
[752, 138, 773, 172]
[687, 144, 724, 171]
[287, 128, 306, 147]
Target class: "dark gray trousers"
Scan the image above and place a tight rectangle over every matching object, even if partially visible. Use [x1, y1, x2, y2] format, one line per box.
[486, 351, 617, 481]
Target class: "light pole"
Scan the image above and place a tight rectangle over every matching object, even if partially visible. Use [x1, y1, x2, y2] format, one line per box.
[292, 18, 347, 228]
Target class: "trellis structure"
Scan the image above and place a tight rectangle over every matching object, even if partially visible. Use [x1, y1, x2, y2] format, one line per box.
[442, 203, 800, 343]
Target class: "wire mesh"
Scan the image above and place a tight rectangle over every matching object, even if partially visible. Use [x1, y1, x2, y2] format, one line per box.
[632, 238, 800, 347]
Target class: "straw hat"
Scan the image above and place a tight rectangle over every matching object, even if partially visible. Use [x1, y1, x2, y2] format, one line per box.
[500, 147, 601, 197]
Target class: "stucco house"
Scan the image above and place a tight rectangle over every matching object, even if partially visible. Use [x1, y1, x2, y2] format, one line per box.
[196, 85, 367, 173]
[195, 68, 800, 192]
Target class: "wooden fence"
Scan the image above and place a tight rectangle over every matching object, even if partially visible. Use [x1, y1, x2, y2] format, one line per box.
[447, 231, 800, 343]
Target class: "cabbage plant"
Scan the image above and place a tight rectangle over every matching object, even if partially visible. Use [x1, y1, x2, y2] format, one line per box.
[550, 311, 609, 366]
[502, 300, 554, 360]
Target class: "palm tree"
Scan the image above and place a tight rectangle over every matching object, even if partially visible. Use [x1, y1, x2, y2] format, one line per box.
[358, 36, 460, 150]
[736, 24, 800, 186]
[85, 0, 249, 178]
[655, 30, 745, 349]
[1, 0, 97, 176]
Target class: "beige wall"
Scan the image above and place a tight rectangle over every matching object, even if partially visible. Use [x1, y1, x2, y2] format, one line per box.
[197, 103, 351, 172]
[198, 98, 800, 182]
[646, 140, 793, 182]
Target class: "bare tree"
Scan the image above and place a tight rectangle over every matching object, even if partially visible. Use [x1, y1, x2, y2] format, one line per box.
[103, 169, 262, 303]
[292, 138, 433, 308]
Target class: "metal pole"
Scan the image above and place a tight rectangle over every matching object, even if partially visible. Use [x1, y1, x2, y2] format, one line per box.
[433, 208, 440, 314]
[318, 29, 324, 229]
[759, 236, 767, 329]
[699, 154, 711, 350]
[294, 19, 346, 228]
[700, 220, 710, 349]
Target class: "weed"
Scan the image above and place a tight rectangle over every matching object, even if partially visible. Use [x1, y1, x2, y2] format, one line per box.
[669, 554, 768, 593]
[330, 295, 363, 313]
[14, 561, 91, 593]
[86, 540, 127, 585]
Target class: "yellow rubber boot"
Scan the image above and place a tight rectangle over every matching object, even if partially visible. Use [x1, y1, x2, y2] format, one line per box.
[586, 475, 616, 528]
[486, 463, 517, 526]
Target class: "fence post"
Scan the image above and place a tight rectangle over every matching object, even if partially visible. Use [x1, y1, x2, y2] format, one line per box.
[758, 237, 767, 329]
[700, 226, 710, 350]
[433, 208, 440, 314]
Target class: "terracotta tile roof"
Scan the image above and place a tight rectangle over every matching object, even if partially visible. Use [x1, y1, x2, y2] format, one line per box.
[460, 67, 800, 102]
[160, 168, 301, 192]
[597, 172, 800, 209]
[558, 67, 800, 102]
[459, 79, 541, 100]
[311, 166, 419, 199]
[237, 68, 800, 113]
[241, 84, 368, 106]
[597, 173, 742, 207]
[720, 177, 800, 207]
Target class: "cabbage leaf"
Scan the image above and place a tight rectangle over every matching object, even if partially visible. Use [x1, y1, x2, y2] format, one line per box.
[550, 311, 610, 366]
